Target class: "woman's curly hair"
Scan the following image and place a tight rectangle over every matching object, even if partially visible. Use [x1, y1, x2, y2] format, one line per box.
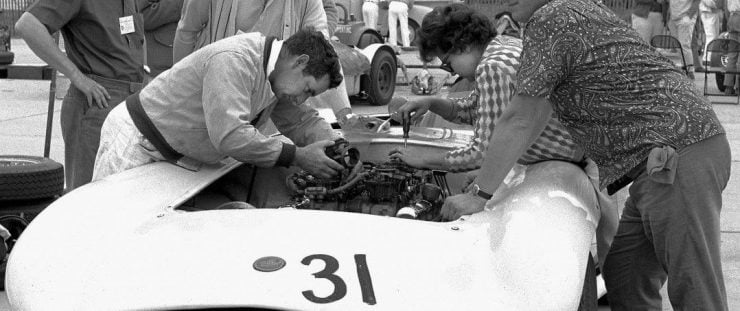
[416, 3, 496, 63]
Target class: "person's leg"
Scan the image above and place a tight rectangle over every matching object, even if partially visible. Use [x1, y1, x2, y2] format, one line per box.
[397, 2, 410, 47]
[725, 50, 738, 93]
[673, 15, 697, 76]
[620, 135, 731, 310]
[632, 14, 653, 44]
[59, 86, 86, 191]
[702, 11, 720, 58]
[647, 12, 665, 39]
[362, 2, 378, 30]
[75, 81, 134, 188]
[92, 103, 156, 181]
[658, 135, 729, 310]
[603, 194, 666, 311]
[387, 1, 399, 46]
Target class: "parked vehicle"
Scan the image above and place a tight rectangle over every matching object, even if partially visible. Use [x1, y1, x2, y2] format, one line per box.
[335, 0, 439, 46]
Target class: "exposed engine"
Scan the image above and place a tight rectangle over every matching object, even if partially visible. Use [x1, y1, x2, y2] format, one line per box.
[282, 138, 451, 221]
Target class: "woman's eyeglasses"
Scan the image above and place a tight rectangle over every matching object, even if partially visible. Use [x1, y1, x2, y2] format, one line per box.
[439, 51, 453, 73]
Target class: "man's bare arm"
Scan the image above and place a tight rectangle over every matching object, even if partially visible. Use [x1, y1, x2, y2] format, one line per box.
[15, 12, 111, 108]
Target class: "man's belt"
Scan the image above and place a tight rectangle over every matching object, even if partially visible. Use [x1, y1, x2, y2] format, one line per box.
[125, 91, 201, 171]
[606, 159, 647, 195]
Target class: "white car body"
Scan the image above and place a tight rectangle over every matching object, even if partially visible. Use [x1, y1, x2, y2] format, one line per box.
[6, 127, 601, 311]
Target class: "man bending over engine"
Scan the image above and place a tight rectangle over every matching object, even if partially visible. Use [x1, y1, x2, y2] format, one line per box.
[92, 29, 345, 181]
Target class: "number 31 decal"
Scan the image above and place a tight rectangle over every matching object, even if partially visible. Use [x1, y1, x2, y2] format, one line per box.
[301, 254, 376, 305]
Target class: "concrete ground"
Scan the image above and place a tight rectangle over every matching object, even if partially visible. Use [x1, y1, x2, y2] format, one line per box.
[1, 38, 739, 310]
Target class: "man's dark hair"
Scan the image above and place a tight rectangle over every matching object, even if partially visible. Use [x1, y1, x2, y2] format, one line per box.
[284, 28, 343, 89]
[416, 3, 496, 63]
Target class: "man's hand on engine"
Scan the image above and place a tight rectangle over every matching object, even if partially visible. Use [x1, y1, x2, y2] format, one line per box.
[388, 148, 427, 168]
[440, 193, 487, 220]
[293, 140, 345, 178]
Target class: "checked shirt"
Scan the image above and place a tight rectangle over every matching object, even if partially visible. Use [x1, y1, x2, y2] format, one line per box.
[443, 36, 583, 172]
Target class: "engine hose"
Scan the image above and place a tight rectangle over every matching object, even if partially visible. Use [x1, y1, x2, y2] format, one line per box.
[327, 172, 368, 194]
[342, 161, 365, 184]
[286, 174, 305, 195]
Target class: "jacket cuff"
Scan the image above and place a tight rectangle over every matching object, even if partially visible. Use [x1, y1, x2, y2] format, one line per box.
[275, 143, 297, 167]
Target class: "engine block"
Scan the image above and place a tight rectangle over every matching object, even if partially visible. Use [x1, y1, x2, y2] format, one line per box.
[285, 159, 451, 221]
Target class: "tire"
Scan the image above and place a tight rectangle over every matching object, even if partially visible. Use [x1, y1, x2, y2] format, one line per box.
[577, 253, 598, 311]
[0, 51, 13, 65]
[0, 215, 28, 254]
[356, 30, 383, 49]
[395, 19, 419, 46]
[0, 215, 28, 291]
[362, 48, 396, 106]
[0, 155, 64, 201]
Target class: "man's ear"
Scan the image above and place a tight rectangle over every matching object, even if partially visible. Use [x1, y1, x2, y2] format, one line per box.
[294, 54, 310, 68]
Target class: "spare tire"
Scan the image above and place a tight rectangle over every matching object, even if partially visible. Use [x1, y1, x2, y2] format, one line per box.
[0, 155, 64, 201]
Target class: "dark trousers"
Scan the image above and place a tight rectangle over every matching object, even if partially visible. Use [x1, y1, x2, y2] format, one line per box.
[60, 75, 142, 191]
[603, 134, 731, 310]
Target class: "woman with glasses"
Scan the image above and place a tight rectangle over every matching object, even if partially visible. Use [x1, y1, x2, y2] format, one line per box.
[391, 4, 583, 188]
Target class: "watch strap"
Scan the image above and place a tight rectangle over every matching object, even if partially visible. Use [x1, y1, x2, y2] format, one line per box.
[472, 184, 492, 200]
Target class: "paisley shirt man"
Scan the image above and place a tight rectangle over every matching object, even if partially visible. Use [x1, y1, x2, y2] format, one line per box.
[511, 0, 730, 309]
[518, 0, 723, 189]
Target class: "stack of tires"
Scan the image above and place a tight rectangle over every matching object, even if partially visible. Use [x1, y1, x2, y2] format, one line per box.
[0, 155, 64, 290]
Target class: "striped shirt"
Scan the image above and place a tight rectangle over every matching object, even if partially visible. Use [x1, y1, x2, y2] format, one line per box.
[443, 36, 583, 172]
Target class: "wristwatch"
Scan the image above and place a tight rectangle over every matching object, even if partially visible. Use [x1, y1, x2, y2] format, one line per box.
[470, 183, 492, 200]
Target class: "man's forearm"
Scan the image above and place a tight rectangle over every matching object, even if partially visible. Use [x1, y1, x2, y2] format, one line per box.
[474, 95, 552, 195]
[15, 13, 85, 82]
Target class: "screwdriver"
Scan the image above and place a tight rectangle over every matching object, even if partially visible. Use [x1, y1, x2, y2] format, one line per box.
[402, 114, 410, 148]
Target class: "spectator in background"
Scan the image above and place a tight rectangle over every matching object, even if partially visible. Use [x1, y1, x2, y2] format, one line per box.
[363, 0, 379, 30]
[632, 0, 667, 44]
[173, 0, 353, 125]
[723, 0, 740, 95]
[388, 0, 413, 49]
[15, 0, 146, 191]
[701, 0, 723, 59]
[323, 0, 338, 36]
[138, 0, 184, 77]
[668, 0, 701, 78]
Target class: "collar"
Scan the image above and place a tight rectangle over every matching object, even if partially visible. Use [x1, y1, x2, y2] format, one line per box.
[266, 39, 284, 77]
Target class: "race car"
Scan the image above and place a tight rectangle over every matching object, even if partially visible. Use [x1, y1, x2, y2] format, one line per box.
[5, 124, 603, 310]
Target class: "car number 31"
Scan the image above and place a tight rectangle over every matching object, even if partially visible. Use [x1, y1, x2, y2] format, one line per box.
[301, 254, 377, 305]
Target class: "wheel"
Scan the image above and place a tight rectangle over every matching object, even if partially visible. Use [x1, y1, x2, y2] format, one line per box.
[356, 29, 383, 49]
[395, 19, 419, 46]
[0, 215, 28, 291]
[0, 155, 64, 201]
[362, 48, 396, 106]
[0, 215, 28, 254]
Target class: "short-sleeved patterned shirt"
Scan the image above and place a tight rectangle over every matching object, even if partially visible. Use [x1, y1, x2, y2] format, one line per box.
[443, 36, 583, 172]
[517, 0, 724, 188]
